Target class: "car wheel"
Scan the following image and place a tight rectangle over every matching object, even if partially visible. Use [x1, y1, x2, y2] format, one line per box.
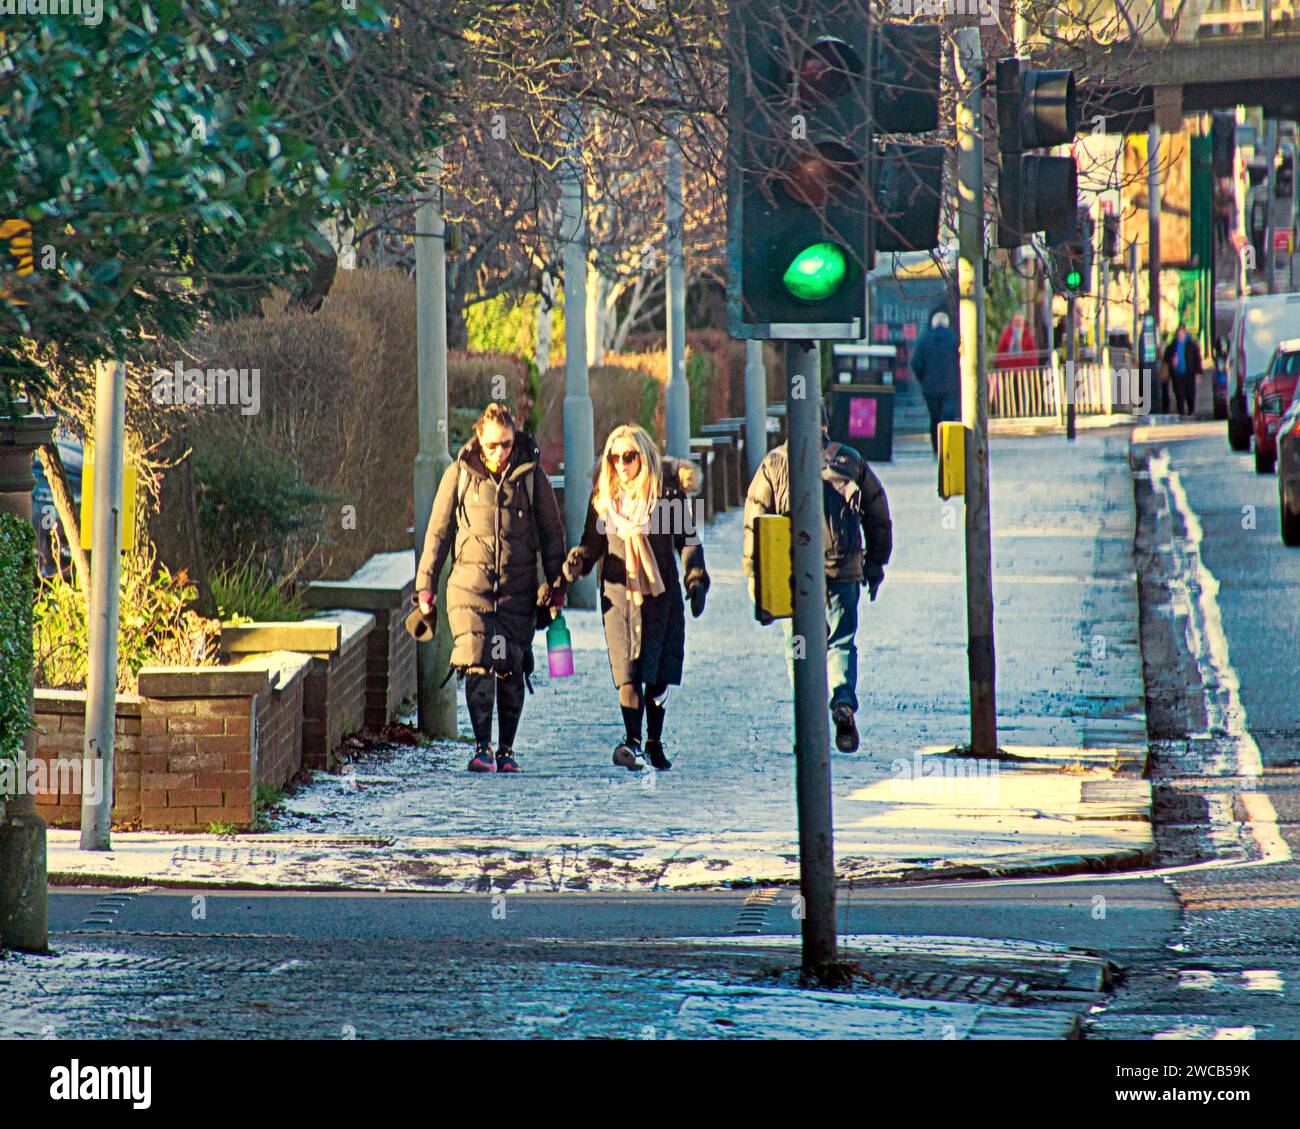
[1255, 446, 1276, 474]
[1282, 485, 1300, 547]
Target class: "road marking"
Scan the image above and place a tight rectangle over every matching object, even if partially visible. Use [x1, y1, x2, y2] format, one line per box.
[1147, 451, 1289, 864]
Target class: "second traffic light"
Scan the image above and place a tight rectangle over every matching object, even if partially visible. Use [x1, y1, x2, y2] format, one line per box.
[996, 57, 1079, 249]
[1048, 207, 1093, 297]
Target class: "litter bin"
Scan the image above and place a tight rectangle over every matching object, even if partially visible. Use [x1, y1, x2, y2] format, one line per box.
[828, 383, 895, 462]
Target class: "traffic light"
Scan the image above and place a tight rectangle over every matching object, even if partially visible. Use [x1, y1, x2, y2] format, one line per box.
[869, 21, 943, 255]
[1102, 211, 1119, 260]
[872, 142, 943, 253]
[995, 57, 1079, 248]
[1048, 206, 1092, 297]
[727, 1, 870, 340]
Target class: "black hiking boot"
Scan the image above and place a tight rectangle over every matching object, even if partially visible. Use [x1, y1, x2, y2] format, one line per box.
[645, 739, 672, 771]
[496, 748, 520, 774]
[832, 705, 859, 753]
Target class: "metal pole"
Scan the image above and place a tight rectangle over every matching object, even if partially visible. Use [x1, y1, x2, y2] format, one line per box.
[744, 340, 768, 480]
[1040, 237, 1053, 366]
[786, 340, 836, 976]
[561, 103, 596, 608]
[1131, 238, 1144, 411]
[1148, 122, 1162, 406]
[956, 27, 997, 756]
[80, 359, 125, 851]
[664, 116, 691, 460]
[1065, 297, 1077, 441]
[414, 150, 458, 738]
[1265, 119, 1277, 295]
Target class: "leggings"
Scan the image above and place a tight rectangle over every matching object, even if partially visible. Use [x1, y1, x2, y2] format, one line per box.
[465, 670, 526, 749]
[619, 681, 669, 745]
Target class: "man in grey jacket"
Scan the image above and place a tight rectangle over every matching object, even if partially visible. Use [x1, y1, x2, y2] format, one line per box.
[742, 408, 893, 752]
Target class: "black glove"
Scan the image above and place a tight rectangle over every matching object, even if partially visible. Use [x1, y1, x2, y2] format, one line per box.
[863, 568, 884, 602]
[685, 567, 709, 618]
[537, 576, 566, 620]
[562, 546, 587, 584]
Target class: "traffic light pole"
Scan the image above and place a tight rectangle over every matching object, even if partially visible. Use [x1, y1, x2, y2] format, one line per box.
[1065, 297, 1077, 441]
[560, 103, 596, 608]
[1147, 121, 1162, 412]
[414, 151, 458, 740]
[956, 28, 997, 757]
[786, 339, 837, 978]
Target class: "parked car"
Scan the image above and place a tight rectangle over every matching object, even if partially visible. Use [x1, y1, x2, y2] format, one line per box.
[30, 436, 83, 577]
[1226, 291, 1300, 452]
[1277, 387, 1300, 545]
[1251, 339, 1300, 473]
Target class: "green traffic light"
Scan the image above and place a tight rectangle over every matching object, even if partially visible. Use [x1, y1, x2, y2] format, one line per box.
[782, 242, 849, 302]
[1065, 269, 1081, 289]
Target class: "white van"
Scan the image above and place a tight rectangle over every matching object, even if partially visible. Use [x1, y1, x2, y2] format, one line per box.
[1228, 291, 1300, 406]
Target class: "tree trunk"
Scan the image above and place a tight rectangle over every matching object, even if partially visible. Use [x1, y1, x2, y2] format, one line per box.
[286, 241, 339, 314]
[36, 442, 89, 593]
[147, 426, 217, 617]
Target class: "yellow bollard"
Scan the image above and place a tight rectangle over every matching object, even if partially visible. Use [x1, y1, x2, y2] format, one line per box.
[938, 421, 966, 500]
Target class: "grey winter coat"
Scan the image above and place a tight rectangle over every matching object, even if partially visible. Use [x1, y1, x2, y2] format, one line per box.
[564, 458, 708, 688]
[742, 440, 892, 584]
[416, 431, 566, 673]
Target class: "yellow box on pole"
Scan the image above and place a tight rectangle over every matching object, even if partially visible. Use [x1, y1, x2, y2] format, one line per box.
[938, 421, 966, 500]
[753, 513, 792, 620]
[79, 453, 138, 553]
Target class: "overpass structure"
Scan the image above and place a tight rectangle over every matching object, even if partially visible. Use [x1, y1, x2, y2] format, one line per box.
[1020, 1, 1300, 125]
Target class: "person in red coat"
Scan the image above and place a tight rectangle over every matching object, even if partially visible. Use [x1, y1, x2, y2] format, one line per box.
[995, 312, 1038, 369]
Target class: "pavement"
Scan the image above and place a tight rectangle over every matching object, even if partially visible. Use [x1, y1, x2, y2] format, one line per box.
[45, 424, 1155, 892]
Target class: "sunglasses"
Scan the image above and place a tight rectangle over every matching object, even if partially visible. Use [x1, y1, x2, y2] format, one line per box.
[608, 450, 640, 466]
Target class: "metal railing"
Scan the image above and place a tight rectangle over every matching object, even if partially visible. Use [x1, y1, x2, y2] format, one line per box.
[989, 357, 1145, 421]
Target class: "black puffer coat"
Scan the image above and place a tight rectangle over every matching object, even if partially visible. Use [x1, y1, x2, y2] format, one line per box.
[416, 432, 565, 673]
[564, 458, 708, 688]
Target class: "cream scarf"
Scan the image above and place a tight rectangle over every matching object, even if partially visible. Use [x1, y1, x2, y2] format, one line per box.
[603, 489, 666, 606]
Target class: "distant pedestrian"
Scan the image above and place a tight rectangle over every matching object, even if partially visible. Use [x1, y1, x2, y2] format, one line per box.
[994, 311, 1037, 369]
[742, 405, 893, 753]
[1162, 324, 1202, 417]
[563, 424, 709, 772]
[416, 403, 567, 774]
[910, 310, 961, 454]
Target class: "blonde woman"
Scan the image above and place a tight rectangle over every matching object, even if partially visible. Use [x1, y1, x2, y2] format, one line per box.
[563, 424, 709, 771]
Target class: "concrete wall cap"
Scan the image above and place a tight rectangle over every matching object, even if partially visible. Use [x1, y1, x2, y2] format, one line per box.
[137, 665, 271, 699]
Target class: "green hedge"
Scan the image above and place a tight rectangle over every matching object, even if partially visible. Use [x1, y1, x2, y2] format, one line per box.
[0, 512, 35, 763]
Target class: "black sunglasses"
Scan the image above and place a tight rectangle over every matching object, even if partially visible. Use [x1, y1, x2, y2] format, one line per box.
[608, 450, 640, 466]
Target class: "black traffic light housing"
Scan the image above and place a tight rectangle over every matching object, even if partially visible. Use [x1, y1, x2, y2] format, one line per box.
[869, 22, 943, 255]
[727, 1, 870, 340]
[996, 57, 1079, 249]
[1047, 206, 1092, 297]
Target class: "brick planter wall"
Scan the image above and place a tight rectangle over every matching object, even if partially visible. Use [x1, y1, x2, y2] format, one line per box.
[303, 551, 417, 732]
[31, 659, 309, 832]
[221, 613, 374, 773]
